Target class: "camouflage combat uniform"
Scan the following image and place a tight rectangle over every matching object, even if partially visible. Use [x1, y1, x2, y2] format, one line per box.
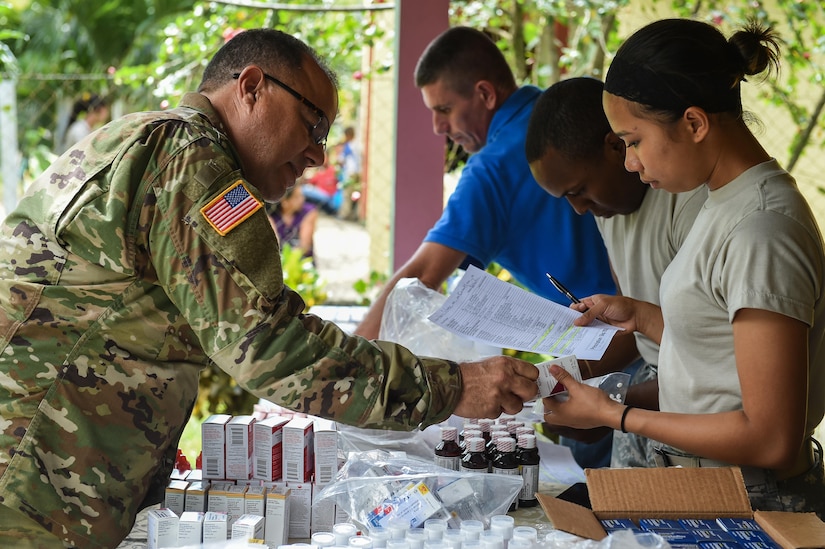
[0, 93, 461, 548]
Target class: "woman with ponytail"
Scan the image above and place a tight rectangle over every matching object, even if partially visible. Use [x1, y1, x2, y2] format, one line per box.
[542, 18, 825, 517]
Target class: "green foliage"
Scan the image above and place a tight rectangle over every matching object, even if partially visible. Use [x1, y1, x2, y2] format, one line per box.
[280, 243, 328, 310]
[660, 0, 825, 187]
[451, 0, 630, 86]
[353, 270, 388, 306]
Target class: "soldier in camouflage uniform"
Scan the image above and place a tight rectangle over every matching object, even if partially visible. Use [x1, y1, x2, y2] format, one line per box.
[0, 29, 539, 548]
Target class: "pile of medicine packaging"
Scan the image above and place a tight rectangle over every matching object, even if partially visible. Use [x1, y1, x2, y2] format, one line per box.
[151, 411, 545, 548]
[152, 411, 343, 548]
[600, 517, 782, 548]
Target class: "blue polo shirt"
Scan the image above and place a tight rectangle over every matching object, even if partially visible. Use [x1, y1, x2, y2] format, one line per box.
[425, 85, 615, 303]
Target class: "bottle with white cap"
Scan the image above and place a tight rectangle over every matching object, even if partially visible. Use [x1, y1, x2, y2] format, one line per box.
[369, 527, 393, 549]
[506, 537, 532, 549]
[511, 526, 538, 547]
[478, 531, 504, 549]
[442, 528, 464, 549]
[423, 518, 448, 541]
[460, 519, 484, 542]
[350, 536, 375, 549]
[434, 426, 461, 471]
[516, 433, 540, 508]
[489, 515, 514, 548]
[460, 436, 489, 473]
[386, 518, 410, 540]
[405, 528, 428, 549]
[491, 436, 519, 511]
[311, 531, 337, 548]
[386, 540, 411, 549]
[334, 523, 359, 546]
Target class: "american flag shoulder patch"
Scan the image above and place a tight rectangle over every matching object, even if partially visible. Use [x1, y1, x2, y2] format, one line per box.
[200, 180, 262, 236]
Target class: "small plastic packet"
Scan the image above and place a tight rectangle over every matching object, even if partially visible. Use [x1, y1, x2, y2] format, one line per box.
[313, 450, 524, 531]
[534, 355, 631, 403]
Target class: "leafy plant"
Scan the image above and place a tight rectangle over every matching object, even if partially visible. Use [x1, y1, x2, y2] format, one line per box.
[280, 243, 327, 310]
[352, 270, 388, 306]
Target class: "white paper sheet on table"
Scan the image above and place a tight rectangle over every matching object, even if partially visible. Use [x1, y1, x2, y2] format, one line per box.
[427, 265, 621, 360]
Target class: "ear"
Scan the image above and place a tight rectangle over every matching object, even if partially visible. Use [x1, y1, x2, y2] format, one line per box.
[605, 131, 626, 157]
[234, 66, 267, 109]
[682, 106, 710, 143]
[475, 80, 498, 110]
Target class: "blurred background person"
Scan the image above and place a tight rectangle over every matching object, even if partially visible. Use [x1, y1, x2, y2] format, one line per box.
[303, 153, 341, 215]
[268, 185, 319, 262]
[336, 125, 362, 221]
[59, 92, 110, 153]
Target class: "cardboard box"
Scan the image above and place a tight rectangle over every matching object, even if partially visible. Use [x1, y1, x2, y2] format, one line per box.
[226, 484, 248, 528]
[202, 414, 232, 479]
[265, 489, 291, 547]
[202, 511, 229, 543]
[313, 425, 339, 485]
[283, 417, 314, 483]
[245, 485, 267, 517]
[177, 511, 204, 546]
[287, 481, 313, 539]
[184, 480, 210, 513]
[146, 508, 178, 549]
[226, 415, 256, 480]
[207, 481, 233, 514]
[254, 415, 289, 481]
[231, 513, 265, 541]
[537, 467, 825, 548]
[164, 480, 189, 516]
[311, 482, 335, 534]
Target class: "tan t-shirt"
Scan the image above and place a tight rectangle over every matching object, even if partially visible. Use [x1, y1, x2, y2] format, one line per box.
[596, 185, 706, 365]
[659, 160, 825, 436]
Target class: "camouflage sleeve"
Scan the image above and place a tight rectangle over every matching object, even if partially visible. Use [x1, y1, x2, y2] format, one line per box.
[145, 135, 462, 430]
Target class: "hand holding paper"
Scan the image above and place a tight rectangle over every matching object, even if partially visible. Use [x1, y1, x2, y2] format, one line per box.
[428, 266, 621, 360]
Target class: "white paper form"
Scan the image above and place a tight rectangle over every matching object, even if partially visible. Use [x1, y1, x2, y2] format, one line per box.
[427, 265, 620, 360]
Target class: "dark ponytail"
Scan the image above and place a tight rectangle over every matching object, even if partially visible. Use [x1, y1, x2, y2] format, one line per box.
[604, 18, 781, 121]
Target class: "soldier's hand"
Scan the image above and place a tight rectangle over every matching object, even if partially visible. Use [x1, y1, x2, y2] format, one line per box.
[453, 356, 538, 418]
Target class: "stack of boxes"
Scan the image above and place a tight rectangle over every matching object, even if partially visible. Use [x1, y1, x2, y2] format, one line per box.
[151, 413, 344, 548]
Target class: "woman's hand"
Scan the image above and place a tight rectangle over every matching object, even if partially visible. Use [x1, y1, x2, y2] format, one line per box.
[573, 295, 664, 345]
[541, 365, 625, 431]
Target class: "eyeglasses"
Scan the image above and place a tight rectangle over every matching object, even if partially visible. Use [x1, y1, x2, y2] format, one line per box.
[232, 72, 330, 147]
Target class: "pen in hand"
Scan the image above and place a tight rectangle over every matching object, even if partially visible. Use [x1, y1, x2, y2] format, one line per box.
[546, 273, 588, 311]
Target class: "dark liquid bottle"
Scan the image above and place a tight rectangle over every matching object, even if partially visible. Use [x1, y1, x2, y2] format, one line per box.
[492, 436, 519, 511]
[485, 428, 508, 471]
[460, 429, 482, 454]
[516, 433, 540, 507]
[460, 436, 489, 472]
[434, 426, 461, 471]
[478, 419, 494, 445]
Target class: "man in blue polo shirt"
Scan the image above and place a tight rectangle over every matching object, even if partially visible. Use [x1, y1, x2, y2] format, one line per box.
[354, 27, 617, 467]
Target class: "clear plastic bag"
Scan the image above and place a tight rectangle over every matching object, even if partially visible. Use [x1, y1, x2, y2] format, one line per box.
[313, 450, 523, 532]
[379, 276, 500, 361]
[527, 370, 631, 421]
[334, 276, 501, 461]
